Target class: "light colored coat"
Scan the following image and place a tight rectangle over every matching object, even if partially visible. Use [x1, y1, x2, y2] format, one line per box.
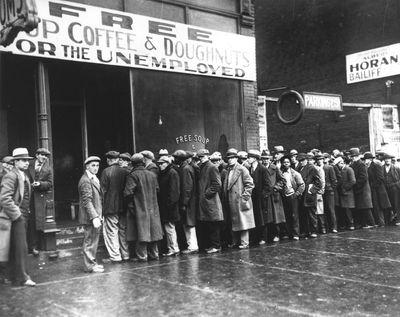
[223, 163, 255, 231]
[78, 172, 103, 225]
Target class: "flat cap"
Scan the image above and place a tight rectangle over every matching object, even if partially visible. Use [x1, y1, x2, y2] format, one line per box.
[105, 151, 120, 159]
[210, 151, 222, 161]
[197, 149, 210, 157]
[172, 150, 188, 159]
[157, 156, 171, 164]
[289, 149, 298, 156]
[140, 150, 155, 160]
[323, 153, 331, 159]
[237, 151, 248, 159]
[363, 152, 374, 160]
[333, 157, 344, 165]
[248, 150, 261, 160]
[273, 145, 285, 153]
[297, 153, 308, 161]
[306, 152, 315, 159]
[226, 148, 239, 158]
[84, 156, 101, 165]
[2, 156, 13, 164]
[36, 148, 51, 156]
[314, 154, 324, 160]
[131, 153, 145, 164]
[119, 152, 131, 161]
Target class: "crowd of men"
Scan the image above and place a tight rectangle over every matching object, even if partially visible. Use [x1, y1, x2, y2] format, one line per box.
[1, 144, 400, 284]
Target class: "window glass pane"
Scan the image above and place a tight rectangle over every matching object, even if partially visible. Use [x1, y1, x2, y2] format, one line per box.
[189, 9, 238, 33]
[179, 0, 238, 13]
[67, 0, 124, 11]
[126, 0, 185, 23]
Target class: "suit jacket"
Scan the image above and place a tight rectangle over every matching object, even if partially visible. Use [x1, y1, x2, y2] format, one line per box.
[0, 167, 31, 221]
[323, 164, 337, 193]
[78, 172, 102, 225]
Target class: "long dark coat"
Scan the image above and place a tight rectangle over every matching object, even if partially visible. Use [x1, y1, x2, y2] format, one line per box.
[124, 166, 163, 242]
[368, 161, 391, 210]
[249, 163, 271, 227]
[146, 162, 159, 176]
[78, 172, 102, 225]
[350, 160, 373, 209]
[223, 163, 255, 231]
[28, 160, 53, 230]
[266, 163, 286, 224]
[100, 163, 128, 215]
[158, 164, 180, 223]
[299, 163, 322, 208]
[198, 160, 223, 222]
[383, 164, 400, 213]
[335, 166, 356, 208]
[178, 161, 196, 227]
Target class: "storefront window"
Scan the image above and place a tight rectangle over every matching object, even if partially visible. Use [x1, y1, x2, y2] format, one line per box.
[188, 9, 238, 33]
[126, 0, 185, 23]
[67, 0, 124, 11]
[180, 0, 238, 13]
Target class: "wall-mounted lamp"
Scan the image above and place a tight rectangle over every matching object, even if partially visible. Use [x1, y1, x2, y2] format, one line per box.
[158, 115, 163, 126]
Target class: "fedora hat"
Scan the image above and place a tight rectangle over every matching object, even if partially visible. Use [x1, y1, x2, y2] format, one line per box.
[383, 153, 395, 160]
[363, 152, 374, 160]
[12, 148, 33, 160]
[248, 149, 261, 160]
[349, 147, 360, 157]
[261, 149, 272, 159]
[237, 151, 248, 159]
[289, 149, 298, 156]
[210, 151, 222, 161]
[84, 156, 101, 165]
[273, 145, 285, 154]
[197, 149, 210, 157]
[297, 153, 308, 161]
[226, 148, 239, 158]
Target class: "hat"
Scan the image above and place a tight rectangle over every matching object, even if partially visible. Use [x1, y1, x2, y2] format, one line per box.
[297, 153, 307, 161]
[12, 148, 33, 160]
[314, 154, 324, 160]
[2, 156, 13, 164]
[172, 150, 188, 159]
[383, 153, 395, 160]
[273, 145, 285, 153]
[36, 148, 51, 156]
[237, 151, 248, 159]
[333, 157, 344, 165]
[310, 148, 321, 155]
[119, 152, 131, 161]
[226, 148, 239, 158]
[131, 153, 145, 164]
[210, 151, 222, 161]
[261, 149, 272, 159]
[186, 151, 194, 158]
[84, 156, 101, 165]
[363, 152, 374, 160]
[105, 151, 120, 159]
[349, 147, 360, 157]
[248, 150, 261, 160]
[197, 149, 210, 157]
[323, 153, 330, 159]
[157, 156, 171, 164]
[306, 152, 315, 159]
[289, 149, 298, 156]
[140, 150, 155, 161]
[159, 149, 169, 156]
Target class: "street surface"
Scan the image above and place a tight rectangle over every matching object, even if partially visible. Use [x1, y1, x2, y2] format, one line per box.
[1, 227, 400, 316]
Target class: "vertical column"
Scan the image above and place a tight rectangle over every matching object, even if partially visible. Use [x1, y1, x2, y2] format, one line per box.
[37, 61, 59, 253]
[129, 69, 136, 153]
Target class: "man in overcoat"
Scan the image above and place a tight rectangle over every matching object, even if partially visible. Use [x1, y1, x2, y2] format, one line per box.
[322, 153, 338, 232]
[383, 153, 400, 225]
[141, 150, 159, 176]
[124, 153, 163, 261]
[364, 152, 392, 226]
[0, 148, 36, 286]
[27, 148, 53, 255]
[101, 151, 129, 263]
[223, 149, 255, 249]
[78, 156, 104, 273]
[157, 155, 181, 256]
[247, 150, 271, 245]
[197, 149, 224, 254]
[349, 148, 375, 228]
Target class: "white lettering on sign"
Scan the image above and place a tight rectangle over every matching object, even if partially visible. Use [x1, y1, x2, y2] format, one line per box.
[0, 0, 256, 81]
[303, 92, 342, 111]
[346, 43, 400, 84]
[175, 134, 209, 145]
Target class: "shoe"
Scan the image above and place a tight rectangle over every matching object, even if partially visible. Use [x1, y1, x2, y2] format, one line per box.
[162, 251, 180, 257]
[292, 236, 299, 241]
[362, 225, 373, 229]
[22, 279, 36, 287]
[310, 233, 317, 238]
[32, 248, 39, 257]
[281, 235, 289, 240]
[321, 229, 327, 234]
[272, 236, 280, 242]
[102, 258, 122, 264]
[258, 240, 266, 245]
[332, 229, 338, 233]
[205, 247, 221, 254]
[181, 249, 198, 255]
[238, 244, 249, 249]
[395, 222, 400, 226]
[349, 226, 355, 230]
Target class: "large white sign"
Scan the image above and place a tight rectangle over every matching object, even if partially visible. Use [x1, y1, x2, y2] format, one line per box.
[303, 92, 342, 111]
[0, 0, 256, 81]
[346, 43, 400, 84]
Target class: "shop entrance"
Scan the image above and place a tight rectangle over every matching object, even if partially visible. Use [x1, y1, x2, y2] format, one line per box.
[49, 62, 133, 223]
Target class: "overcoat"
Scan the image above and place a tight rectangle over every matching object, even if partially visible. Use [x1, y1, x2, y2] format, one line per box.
[28, 160, 53, 230]
[335, 166, 356, 208]
[350, 160, 373, 209]
[124, 166, 163, 242]
[249, 162, 271, 227]
[266, 163, 286, 223]
[299, 163, 322, 208]
[158, 164, 180, 223]
[178, 161, 197, 226]
[223, 163, 255, 231]
[100, 163, 128, 215]
[198, 160, 223, 222]
[368, 161, 391, 210]
[78, 172, 102, 225]
[146, 162, 159, 176]
[383, 164, 400, 213]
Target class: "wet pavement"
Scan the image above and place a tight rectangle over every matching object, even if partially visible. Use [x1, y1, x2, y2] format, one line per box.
[1, 227, 400, 316]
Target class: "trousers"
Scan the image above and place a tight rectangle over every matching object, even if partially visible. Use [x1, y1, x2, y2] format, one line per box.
[83, 224, 101, 271]
[9, 214, 30, 283]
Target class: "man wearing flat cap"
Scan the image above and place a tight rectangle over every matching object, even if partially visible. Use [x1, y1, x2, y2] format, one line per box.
[78, 156, 104, 273]
[27, 148, 53, 255]
[383, 153, 400, 225]
[101, 151, 130, 263]
[273, 145, 285, 168]
[119, 152, 132, 171]
[0, 156, 13, 183]
[0, 148, 36, 286]
[141, 150, 159, 176]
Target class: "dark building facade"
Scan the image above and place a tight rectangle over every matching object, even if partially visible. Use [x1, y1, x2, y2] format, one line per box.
[256, 0, 400, 153]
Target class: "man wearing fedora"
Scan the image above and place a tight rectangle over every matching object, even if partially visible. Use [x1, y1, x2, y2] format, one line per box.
[78, 156, 104, 273]
[101, 151, 130, 263]
[383, 153, 400, 225]
[0, 148, 36, 286]
[349, 148, 376, 229]
[273, 145, 285, 169]
[27, 148, 53, 256]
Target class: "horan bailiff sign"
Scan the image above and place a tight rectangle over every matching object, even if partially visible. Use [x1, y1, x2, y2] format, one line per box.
[0, 0, 39, 47]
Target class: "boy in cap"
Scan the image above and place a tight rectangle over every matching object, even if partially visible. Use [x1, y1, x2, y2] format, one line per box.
[78, 156, 104, 273]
